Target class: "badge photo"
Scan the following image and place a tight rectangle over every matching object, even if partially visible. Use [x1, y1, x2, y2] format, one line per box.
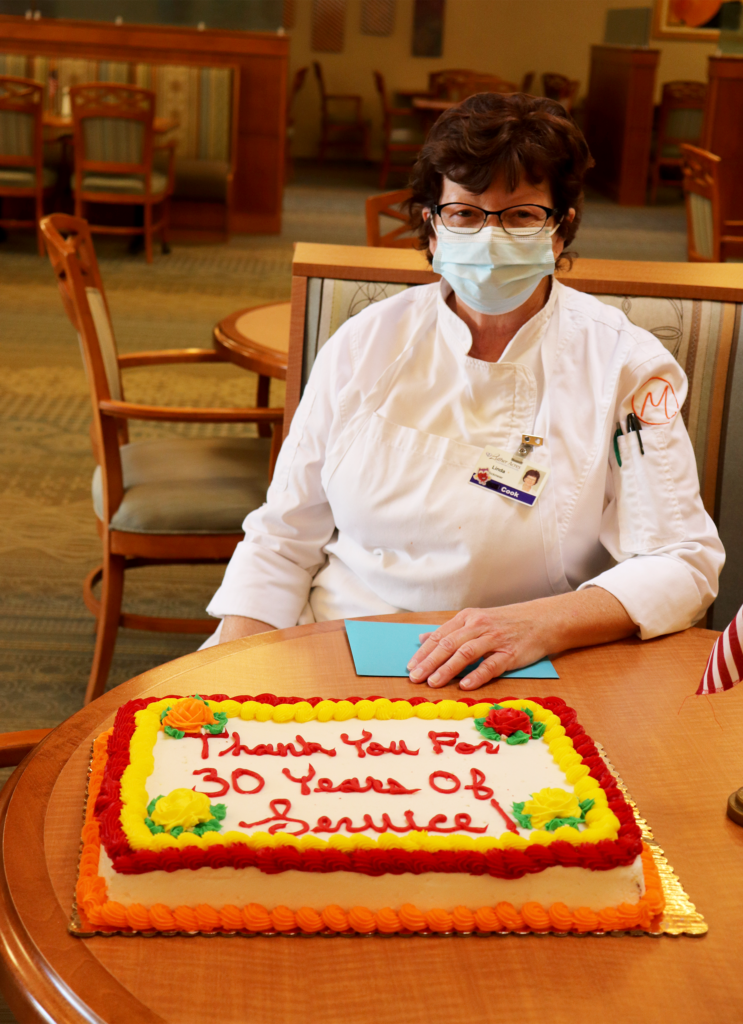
[469, 447, 549, 507]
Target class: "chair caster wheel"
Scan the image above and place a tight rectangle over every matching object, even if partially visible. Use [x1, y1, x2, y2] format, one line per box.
[161, 242, 171, 254]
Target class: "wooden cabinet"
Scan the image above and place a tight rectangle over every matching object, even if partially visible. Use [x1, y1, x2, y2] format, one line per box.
[0, 14, 288, 234]
[702, 55, 743, 222]
[583, 44, 660, 206]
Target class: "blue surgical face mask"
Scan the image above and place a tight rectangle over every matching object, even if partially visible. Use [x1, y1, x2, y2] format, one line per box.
[431, 223, 558, 315]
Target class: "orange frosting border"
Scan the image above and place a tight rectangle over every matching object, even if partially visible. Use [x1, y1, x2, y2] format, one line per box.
[75, 731, 665, 936]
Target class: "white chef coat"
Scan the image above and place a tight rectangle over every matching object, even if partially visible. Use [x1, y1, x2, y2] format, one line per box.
[205, 279, 724, 642]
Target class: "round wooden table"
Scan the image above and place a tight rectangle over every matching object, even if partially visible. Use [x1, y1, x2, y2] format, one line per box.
[212, 302, 291, 381]
[2, 618, 742, 1024]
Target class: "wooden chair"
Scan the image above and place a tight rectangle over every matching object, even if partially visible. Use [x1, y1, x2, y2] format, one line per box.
[365, 188, 415, 247]
[542, 73, 580, 113]
[428, 69, 474, 101]
[313, 61, 370, 162]
[40, 213, 284, 704]
[521, 72, 535, 94]
[286, 65, 308, 180]
[373, 72, 424, 188]
[0, 75, 56, 256]
[650, 81, 706, 203]
[70, 83, 175, 263]
[680, 144, 743, 262]
[0, 730, 52, 769]
[469, 73, 520, 95]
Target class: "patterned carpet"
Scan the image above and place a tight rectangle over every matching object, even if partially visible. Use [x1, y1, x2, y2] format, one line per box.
[0, 164, 687, 1022]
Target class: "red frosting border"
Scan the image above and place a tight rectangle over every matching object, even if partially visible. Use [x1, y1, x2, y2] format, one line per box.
[95, 695, 643, 877]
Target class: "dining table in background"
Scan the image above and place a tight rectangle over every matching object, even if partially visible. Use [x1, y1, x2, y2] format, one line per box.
[1, 617, 742, 1024]
[213, 301, 290, 437]
[42, 113, 180, 136]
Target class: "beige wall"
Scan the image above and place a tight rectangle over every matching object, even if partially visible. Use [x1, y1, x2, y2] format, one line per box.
[287, 0, 715, 160]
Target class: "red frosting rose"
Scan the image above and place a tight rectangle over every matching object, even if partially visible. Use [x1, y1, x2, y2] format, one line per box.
[484, 707, 532, 737]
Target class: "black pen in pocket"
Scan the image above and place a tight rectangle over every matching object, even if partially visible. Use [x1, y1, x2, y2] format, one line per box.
[613, 421, 623, 467]
[626, 412, 644, 455]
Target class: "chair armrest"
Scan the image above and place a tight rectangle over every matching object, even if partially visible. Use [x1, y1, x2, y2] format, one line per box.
[0, 728, 53, 768]
[99, 398, 284, 424]
[153, 139, 176, 192]
[389, 107, 418, 117]
[118, 349, 225, 368]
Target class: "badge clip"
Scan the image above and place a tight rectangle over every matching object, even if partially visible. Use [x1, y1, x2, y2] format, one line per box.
[513, 434, 543, 465]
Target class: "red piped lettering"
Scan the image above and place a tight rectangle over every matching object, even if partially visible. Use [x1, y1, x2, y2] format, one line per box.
[340, 730, 372, 757]
[312, 775, 419, 795]
[464, 768, 493, 800]
[282, 763, 316, 794]
[428, 731, 459, 754]
[490, 797, 519, 833]
[231, 768, 265, 795]
[192, 767, 229, 798]
[454, 740, 500, 755]
[429, 771, 461, 794]
[239, 799, 310, 836]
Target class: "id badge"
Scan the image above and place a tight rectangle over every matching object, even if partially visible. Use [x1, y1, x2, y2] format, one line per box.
[469, 446, 549, 507]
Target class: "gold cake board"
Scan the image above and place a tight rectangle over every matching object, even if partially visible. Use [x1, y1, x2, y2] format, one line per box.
[69, 741, 707, 939]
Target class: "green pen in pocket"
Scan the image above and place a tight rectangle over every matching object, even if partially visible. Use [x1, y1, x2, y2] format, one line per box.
[613, 421, 623, 467]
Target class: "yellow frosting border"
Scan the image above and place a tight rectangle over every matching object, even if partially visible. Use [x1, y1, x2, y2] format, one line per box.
[119, 698, 619, 854]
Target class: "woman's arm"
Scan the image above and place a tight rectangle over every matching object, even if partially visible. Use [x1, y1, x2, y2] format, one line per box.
[407, 587, 636, 689]
[219, 616, 275, 643]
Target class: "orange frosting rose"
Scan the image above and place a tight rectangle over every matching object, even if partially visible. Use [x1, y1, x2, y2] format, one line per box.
[162, 696, 217, 733]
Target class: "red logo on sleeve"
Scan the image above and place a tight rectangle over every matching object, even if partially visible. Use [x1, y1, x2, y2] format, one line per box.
[631, 376, 680, 425]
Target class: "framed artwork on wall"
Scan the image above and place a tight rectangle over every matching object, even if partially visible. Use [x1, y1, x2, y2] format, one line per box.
[412, 0, 445, 57]
[652, 0, 737, 41]
[311, 0, 347, 52]
[361, 0, 396, 35]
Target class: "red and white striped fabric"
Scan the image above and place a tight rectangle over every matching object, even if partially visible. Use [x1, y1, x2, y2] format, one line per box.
[698, 604, 743, 694]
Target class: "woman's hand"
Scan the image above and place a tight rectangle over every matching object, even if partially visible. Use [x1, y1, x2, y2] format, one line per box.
[407, 588, 636, 689]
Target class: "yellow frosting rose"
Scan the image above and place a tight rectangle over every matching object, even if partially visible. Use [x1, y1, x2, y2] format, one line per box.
[523, 788, 581, 829]
[150, 789, 213, 831]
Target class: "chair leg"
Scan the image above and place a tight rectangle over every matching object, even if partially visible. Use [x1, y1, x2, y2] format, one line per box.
[319, 120, 327, 162]
[144, 203, 153, 263]
[650, 161, 659, 204]
[379, 147, 390, 189]
[85, 551, 125, 705]
[161, 197, 171, 255]
[35, 190, 45, 257]
[257, 374, 272, 438]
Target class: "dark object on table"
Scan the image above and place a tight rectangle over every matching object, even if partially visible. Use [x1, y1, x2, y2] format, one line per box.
[727, 787, 743, 826]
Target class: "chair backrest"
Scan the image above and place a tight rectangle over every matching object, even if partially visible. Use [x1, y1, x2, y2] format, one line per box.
[286, 244, 743, 526]
[469, 73, 519, 95]
[0, 75, 42, 172]
[542, 72, 580, 112]
[41, 212, 127, 520]
[288, 66, 308, 116]
[428, 69, 474, 101]
[658, 80, 706, 155]
[365, 189, 415, 247]
[313, 61, 328, 105]
[680, 143, 721, 262]
[521, 72, 535, 94]
[70, 82, 155, 186]
[373, 70, 390, 115]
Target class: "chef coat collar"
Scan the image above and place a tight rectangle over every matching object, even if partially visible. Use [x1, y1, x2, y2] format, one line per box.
[436, 276, 559, 366]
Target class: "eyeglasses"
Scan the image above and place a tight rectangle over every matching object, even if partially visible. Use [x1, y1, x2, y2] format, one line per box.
[432, 202, 558, 237]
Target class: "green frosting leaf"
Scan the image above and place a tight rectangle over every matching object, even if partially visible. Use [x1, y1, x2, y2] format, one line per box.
[192, 817, 223, 836]
[159, 706, 171, 723]
[211, 803, 227, 821]
[505, 730, 530, 745]
[579, 798, 595, 815]
[163, 725, 185, 739]
[147, 795, 164, 816]
[543, 816, 585, 832]
[531, 720, 546, 739]
[170, 825, 184, 838]
[204, 710, 228, 735]
[144, 817, 165, 835]
[512, 801, 532, 829]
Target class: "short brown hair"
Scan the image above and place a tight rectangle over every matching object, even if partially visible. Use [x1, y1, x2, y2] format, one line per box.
[406, 92, 594, 266]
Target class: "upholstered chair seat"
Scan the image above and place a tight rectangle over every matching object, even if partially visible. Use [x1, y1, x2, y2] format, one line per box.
[78, 169, 168, 195]
[91, 435, 270, 534]
[0, 164, 56, 188]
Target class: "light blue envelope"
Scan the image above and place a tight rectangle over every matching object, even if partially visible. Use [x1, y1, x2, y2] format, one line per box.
[344, 620, 559, 679]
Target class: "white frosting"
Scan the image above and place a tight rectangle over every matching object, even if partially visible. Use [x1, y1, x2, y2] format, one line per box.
[146, 717, 571, 840]
[101, 849, 645, 914]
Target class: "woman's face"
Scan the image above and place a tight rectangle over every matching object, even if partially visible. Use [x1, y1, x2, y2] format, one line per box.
[427, 174, 575, 262]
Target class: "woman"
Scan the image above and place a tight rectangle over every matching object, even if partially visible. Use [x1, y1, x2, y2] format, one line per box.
[205, 92, 723, 690]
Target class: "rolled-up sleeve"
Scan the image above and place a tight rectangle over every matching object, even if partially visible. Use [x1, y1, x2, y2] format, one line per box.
[206, 333, 351, 629]
[578, 350, 725, 638]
